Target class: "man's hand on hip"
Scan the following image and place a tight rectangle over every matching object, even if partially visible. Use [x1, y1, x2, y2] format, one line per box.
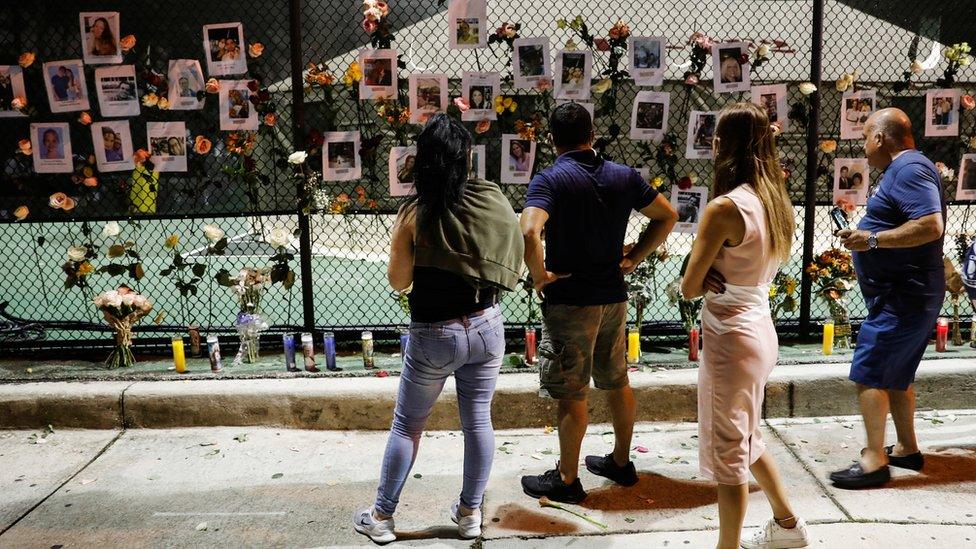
[534, 271, 571, 295]
[837, 229, 871, 252]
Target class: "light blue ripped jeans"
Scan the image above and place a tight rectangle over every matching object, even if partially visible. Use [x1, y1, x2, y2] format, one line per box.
[374, 305, 505, 516]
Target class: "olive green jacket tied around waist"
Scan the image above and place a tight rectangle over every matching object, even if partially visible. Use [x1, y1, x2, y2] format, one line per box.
[406, 178, 525, 292]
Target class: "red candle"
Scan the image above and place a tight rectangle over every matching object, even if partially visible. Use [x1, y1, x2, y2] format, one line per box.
[935, 317, 949, 352]
[688, 327, 700, 361]
[525, 327, 537, 364]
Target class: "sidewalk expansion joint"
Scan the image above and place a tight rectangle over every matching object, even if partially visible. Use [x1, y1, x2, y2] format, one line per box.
[119, 381, 139, 429]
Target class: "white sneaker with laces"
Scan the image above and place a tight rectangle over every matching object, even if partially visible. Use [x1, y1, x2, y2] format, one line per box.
[740, 517, 810, 549]
[353, 507, 396, 544]
[450, 501, 482, 539]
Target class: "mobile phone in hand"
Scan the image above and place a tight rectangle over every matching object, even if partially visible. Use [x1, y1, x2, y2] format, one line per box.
[830, 207, 849, 232]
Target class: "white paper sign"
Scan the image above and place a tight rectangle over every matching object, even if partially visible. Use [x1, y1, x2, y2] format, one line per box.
[92, 120, 134, 172]
[832, 158, 870, 207]
[671, 186, 709, 234]
[925, 88, 960, 137]
[30, 123, 73, 173]
[202, 23, 248, 76]
[957, 154, 976, 201]
[408, 73, 448, 124]
[501, 134, 535, 184]
[43, 60, 90, 113]
[0, 66, 27, 118]
[630, 90, 669, 141]
[554, 49, 592, 100]
[147, 121, 187, 172]
[685, 111, 717, 160]
[95, 65, 139, 117]
[513, 37, 551, 89]
[840, 90, 876, 140]
[167, 59, 206, 111]
[469, 144, 486, 180]
[323, 131, 362, 181]
[359, 49, 398, 100]
[712, 42, 750, 94]
[448, 0, 487, 49]
[631, 37, 666, 87]
[219, 80, 259, 130]
[751, 83, 788, 132]
[461, 72, 500, 121]
[389, 145, 417, 196]
[80, 12, 123, 65]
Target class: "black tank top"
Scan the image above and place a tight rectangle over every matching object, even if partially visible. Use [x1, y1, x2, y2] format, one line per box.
[409, 266, 497, 323]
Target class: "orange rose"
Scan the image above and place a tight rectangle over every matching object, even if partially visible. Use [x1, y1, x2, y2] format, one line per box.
[17, 139, 31, 155]
[248, 43, 265, 58]
[83, 177, 99, 188]
[61, 197, 76, 211]
[475, 118, 491, 134]
[205, 78, 220, 94]
[18, 52, 34, 68]
[133, 149, 151, 165]
[78, 111, 93, 125]
[77, 261, 95, 276]
[120, 35, 137, 52]
[49, 192, 68, 209]
[264, 112, 278, 126]
[193, 136, 212, 154]
[10, 96, 26, 110]
[13, 205, 28, 221]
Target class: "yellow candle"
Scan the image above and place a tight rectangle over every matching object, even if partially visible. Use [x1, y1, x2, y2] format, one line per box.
[627, 328, 641, 364]
[822, 321, 834, 356]
[172, 337, 187, 373]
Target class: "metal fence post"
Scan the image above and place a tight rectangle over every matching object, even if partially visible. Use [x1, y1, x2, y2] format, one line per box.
[799, 0, 826, 339]
[290, 0, 316, 332]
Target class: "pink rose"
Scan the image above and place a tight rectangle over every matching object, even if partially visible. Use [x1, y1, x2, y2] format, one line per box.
[205, 78, 220, 94]
[10, 96, 26, 110]
[83, 177, 99, 188]
[684, 74, 700, 86]
[78, 111, 92, 125]
[475, 118, 491, 134]
[454, 97, 470, 112]
[962, 94, 975, 111]
[49, 192, 68, 209]
[535, 77, 552, 92]
[362, 18, 378, 34]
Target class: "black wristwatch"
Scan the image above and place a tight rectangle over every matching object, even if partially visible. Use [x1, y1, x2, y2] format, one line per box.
[867, 232, 879, 250]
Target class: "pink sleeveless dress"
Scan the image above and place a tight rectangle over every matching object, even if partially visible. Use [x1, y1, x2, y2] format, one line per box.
[698, 184, 781, 485]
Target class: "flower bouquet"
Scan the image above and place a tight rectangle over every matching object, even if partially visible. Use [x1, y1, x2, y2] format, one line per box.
[93, 286, 153, 368]
[806, 248, 857, 349]
[769, 271, 799, 323]
[228, 268, 270, 365]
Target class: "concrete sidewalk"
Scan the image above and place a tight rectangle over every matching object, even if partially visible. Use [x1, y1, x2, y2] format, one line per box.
[1, 359, 974, 430]
[1, 413, 974, 548]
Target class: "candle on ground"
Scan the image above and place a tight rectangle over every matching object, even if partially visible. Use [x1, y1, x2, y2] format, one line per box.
[172, 336, 187, 374]
[823, 321, 834, 356]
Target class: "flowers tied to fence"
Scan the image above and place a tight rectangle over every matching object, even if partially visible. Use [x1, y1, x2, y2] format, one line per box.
[806, 248, 857, 348]
[769, 270, 799, 323]
[627, 244, 669, 327]
[94, 286, 153, 368]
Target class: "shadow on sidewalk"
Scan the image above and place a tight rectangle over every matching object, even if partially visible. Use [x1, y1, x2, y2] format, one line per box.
[491, 503, 582, 535]
[888, 449, 976, 489]
[393, 525, 464, 541]
[580, 472, 760, 511]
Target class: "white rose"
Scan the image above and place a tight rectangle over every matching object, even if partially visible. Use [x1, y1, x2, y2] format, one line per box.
[798, 82, 817, 95]
[93, 295, 105, 308]
[102, 221, 121, 238]
[287, 151, 308, 164]
[266, 227, 296, 249]
[105, 291, 123, 309]
[67, 245, 88, 262]
[121, 293, 136, 308]
[133, 295, 150, 311]
[909, 60, 923, 75]
[202, 224, 225, 242]
[757, 44, 770, 59]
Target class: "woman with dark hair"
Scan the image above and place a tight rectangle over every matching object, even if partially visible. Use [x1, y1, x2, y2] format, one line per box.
[354, 113, 524, 543]
[88, 17, 117, 56]
[681, 102, 810, 548]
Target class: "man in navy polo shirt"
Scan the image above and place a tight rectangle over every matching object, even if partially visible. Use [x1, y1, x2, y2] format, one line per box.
[519, 102, 677, 503]
[832, 108, 947, 489]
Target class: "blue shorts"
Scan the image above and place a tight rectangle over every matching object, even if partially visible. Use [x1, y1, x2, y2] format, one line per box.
[849, 292, 943, 391]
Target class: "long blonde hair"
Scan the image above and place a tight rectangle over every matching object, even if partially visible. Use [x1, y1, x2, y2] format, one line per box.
[713, 102, 793, 260]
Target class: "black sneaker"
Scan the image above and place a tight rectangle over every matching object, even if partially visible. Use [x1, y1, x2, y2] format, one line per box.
[829, 463, 890, 489]
[521, 466, 587, 504]
[585, 454, 639, 487]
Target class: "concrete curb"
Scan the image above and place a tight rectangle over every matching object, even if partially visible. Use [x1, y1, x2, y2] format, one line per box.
[1, 359, 973, 430]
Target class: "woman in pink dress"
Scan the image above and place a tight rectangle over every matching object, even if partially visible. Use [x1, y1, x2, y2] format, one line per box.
[682, 102, 810, 549]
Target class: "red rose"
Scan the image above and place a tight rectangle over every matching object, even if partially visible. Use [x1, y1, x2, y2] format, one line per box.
[247, 80, 260, 92]
[594, 38, 611, 52]
[677, 176, 693, 190]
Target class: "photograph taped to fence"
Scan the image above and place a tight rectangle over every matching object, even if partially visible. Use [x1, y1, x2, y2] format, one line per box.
[389, 145, 417, 196]
[501, 134, 535, 184]
[630, 90, 669, 141]
[92, 120, 134, 172]
[218, 80, 259, 130]
[469, 144, 486, 181]
[631, 36, 666, 87]
[833, 157, 870, 207]
[840, 89, 875, 140]
[167, 59, 205, 111]
[957, 154, 976, 201]
[460, 71, 500, 121]
[671, 186, 708, 234]
[448, 0, 487, 49]
[323, 131, 362, 182]
[30, 123, 73, 173]
[202, 23, 247, 77]
[685, 111, 717, 160]
[712, 42, 750, 93]
[554, 49, 592, 100]
[0, 65, 27, 118]
[43, 60, 90, 113]
[409, 73, 448, 124]
[79, 12, 122, 65]
[147, 121, 187, 173]
[359, 48, 398, 100]
[751, 83, 788, 133]
[94, 65, 140, 118]
[925, 88, 960, 137]
[512, 37, 551, 89]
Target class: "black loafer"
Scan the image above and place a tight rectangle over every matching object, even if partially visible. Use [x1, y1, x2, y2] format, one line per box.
[885, 446, 924, 471]
[829, 463, 891, 489]
[585, 454, 639, 487]
[521, 466, 587, 504]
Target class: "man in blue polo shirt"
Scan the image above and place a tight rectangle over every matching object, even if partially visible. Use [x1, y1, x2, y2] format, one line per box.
[519, 102, 677, 503]
[832, 108, 946, 489]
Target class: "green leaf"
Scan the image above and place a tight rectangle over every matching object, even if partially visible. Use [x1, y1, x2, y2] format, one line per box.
[283, 269, 296, 290]
[192, 263, 206, 278]
[130, 263, 145, 280]
[125, 249, 141, 260]
[215, 269, 233, 287]
[97, 263, 127, 276]
[107, 244, 126, 258]
[173, 251, 186, 267]
[160, 268, 173, 277]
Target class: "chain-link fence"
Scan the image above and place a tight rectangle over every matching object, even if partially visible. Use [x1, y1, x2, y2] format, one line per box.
[0, 0, 973, 351]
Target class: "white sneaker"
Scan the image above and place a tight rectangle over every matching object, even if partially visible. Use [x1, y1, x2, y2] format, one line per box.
[353, 507, 396, 544]
[740, 517, 810, 549]
[450, 501, 482, 539]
